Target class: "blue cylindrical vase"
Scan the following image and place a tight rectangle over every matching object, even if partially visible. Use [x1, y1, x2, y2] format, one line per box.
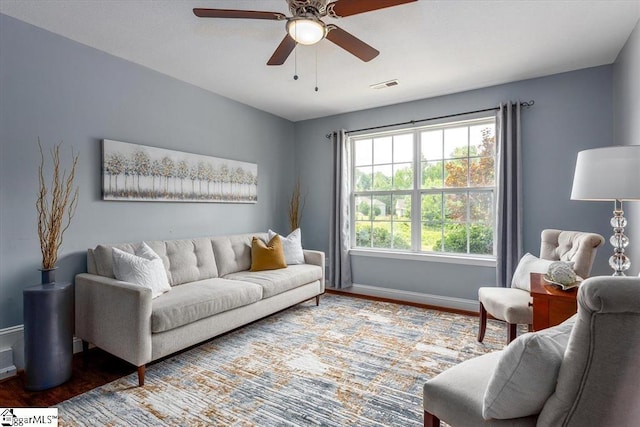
[23, 280, 74, 391]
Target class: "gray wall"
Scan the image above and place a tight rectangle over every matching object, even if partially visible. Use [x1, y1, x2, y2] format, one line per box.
[0, 14, 295, 329]
[294, 66, 614, 301]
[614, 19, 640, 274]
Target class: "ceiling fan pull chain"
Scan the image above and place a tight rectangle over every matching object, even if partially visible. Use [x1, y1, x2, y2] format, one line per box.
[293, 24, 299, 80]
[315, 45, 319, 92]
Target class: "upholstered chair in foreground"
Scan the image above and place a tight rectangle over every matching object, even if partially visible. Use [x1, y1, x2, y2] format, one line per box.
[478, 229, 603, 344]
[424, 275, 640, 426]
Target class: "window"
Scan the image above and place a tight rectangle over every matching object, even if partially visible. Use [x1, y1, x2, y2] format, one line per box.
[351, 116, 496, 257]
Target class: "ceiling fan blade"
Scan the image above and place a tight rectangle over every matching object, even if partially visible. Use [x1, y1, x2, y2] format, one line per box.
[267, 35, 297, 66]
[325, 26, 379, 62]
[328, 0, 417, 18]
[193, 8, 286, 20]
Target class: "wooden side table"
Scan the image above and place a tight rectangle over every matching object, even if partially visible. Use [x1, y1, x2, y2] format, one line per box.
[529, 272, 578, 331]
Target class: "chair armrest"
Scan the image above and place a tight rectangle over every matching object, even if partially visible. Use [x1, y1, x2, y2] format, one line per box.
[75, 273, 152, 366]
[303, 249, 325, 292]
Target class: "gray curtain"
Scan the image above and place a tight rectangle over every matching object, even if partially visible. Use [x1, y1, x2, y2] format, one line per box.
[329, 130, 352, 289]
[496, 102, 523, 287]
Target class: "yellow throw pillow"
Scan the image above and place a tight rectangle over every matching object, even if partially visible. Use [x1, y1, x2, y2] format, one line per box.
[250, 235, 287, 271]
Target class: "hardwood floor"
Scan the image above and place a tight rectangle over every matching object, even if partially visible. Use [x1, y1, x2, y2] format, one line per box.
[0, 349, 135, 407]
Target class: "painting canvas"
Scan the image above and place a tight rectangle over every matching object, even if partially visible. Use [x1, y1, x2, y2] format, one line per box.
[102, 139, 257, 203]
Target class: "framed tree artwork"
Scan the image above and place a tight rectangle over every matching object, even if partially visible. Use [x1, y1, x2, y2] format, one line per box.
[102, 139, 258, 203]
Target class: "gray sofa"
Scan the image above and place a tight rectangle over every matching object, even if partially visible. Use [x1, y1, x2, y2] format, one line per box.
[75, 232, 325, 386]
[423, 275, 640, 426]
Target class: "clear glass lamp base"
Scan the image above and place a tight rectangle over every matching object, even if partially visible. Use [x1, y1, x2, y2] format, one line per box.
[609, 201, 630, 276]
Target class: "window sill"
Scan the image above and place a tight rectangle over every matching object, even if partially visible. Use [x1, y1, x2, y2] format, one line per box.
[349, 248, 497, 267]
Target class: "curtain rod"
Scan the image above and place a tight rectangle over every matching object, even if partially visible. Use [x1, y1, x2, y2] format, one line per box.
[325, 100, 534, 139]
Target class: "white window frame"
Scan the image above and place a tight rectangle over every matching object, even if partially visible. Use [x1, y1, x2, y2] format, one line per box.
[349, 116, 497, 264]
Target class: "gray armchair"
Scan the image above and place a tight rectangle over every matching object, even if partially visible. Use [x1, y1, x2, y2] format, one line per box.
[423, 275, 640, 426]
[478, 229, 604, 344]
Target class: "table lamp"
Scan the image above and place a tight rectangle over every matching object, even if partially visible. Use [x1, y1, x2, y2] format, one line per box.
[571, 146, 640, 276]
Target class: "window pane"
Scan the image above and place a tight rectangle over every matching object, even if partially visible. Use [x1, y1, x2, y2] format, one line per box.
[355, 221, 372, 247]
[444, 159, 468, 188]
[392, 194, 412, 221]
[469, 157, 494, 187]
[373, 165, 392, 190]
[443, 223, 467, 253]
[372, 222, 392, 249]
[392, 194, 412, 250]
[470, 192, 493, 223]
[421, 130, 443, 161]
[422, 222, 442, 252]
[393, 163, 413, 190]
[444, 127, 468, 158]
[355, 166, 372, 191]
[422, 161, 443, 189]
[470, 125, 495, 157]
[421, 193, 442, 223]
[372, 194, 391, 219]
[393, 220, 411, 250]
[373, 136, 392, 164]
[393, 134, 413, 163]
[355, 139, 373, 166]
[469, 224, 493, 255]
[355, 195, 373, 220]
[444, 193, 467, 223]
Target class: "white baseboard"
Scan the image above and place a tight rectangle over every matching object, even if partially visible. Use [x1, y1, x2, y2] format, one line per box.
[0, 325, 84, 378]
[0, 348, 17, 380]
[337, 283, 479, 313]
[0, 325, 24, 377]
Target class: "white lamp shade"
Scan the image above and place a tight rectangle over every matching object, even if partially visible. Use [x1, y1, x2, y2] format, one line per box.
[287, 18, 325, 45]
[571, 146, 640, 201]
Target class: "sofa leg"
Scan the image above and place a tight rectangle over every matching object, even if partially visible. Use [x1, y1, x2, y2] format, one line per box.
[507, 323, 518, 344]
[477, 302, 487, 342]
[424, 411, 440, 427]
[315, 295, 320, 306]
[137, 365, 145, 386]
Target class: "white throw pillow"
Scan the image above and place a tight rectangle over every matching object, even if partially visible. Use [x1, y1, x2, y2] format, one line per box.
[268, 228, 305, 265]
[112, 242, 171, 299]
[482, 317, 575, 420]
[511, 253, 556, 291]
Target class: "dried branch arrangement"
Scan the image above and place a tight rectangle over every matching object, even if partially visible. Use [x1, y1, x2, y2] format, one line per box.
[288, 177, 306, 232]
[37, 140, 79, 270]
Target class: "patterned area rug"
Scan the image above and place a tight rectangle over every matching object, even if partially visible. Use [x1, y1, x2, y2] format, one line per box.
[58, 294, 505, 426]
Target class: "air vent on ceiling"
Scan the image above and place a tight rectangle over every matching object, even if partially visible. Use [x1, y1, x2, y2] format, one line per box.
[370, 79, 399, 90]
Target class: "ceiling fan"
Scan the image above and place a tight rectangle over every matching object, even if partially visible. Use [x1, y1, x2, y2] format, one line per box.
[193, 0, 417, 66]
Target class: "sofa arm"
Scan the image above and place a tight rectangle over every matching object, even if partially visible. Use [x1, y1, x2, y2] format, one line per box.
[303, 250, 325, 292]
[75, 273, 152, 366]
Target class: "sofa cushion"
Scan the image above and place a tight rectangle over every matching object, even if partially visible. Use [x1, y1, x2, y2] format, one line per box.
[211, 233, 267, 276]
[268, 228, 305, 265]
[482, 316, 575, 420]
[478, 287, 532, 324]
[250, 235, 287, 272]
[164, 238, 218, 286]
[112, 243, 171, 299]
[424, 351, 536, 426]
[93, 240, 167, 279]
[225, 264, 322, 298]
[511, 253, 557, 291]
[150, 278, 262, 333]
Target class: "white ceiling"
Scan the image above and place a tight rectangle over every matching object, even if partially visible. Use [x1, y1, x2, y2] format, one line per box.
[1, 1, 639, 122]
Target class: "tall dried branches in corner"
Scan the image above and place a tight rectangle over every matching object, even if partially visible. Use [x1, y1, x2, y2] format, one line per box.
[37, 139, 79, 270]
[288, 177, 306, 232]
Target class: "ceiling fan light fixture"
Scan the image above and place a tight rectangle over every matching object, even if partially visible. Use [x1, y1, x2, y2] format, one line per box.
[287, 18, 325, 45]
